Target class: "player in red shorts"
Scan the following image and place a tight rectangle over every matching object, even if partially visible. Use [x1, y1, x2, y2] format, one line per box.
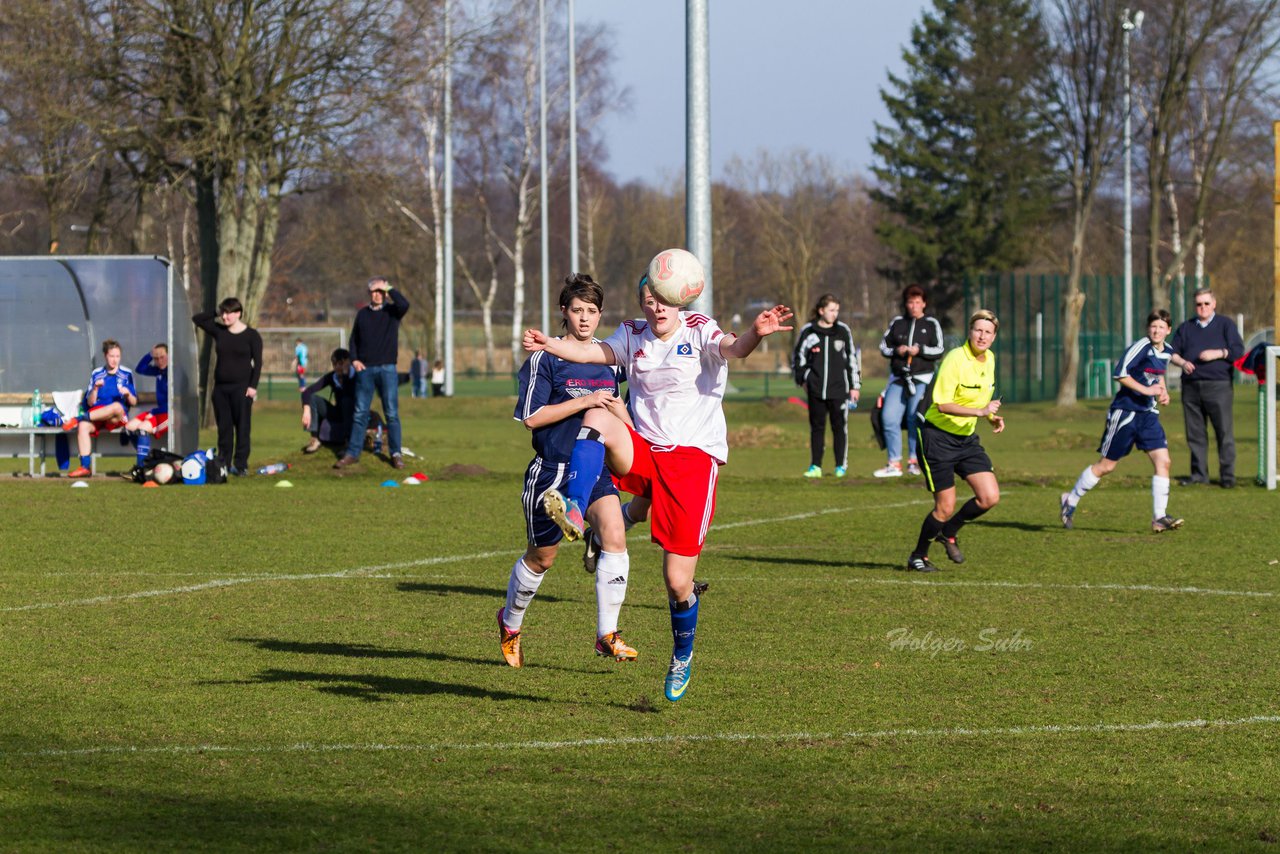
[525, 272, 792, 701]
[124, 343, 171, 477]
[65, 339, 137, 477]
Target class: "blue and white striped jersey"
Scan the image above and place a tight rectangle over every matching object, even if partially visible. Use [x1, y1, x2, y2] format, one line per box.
[1111, 337, 1170, 413]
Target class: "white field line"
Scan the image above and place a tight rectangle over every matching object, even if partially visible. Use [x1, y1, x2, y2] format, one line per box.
[12, 714, 1280, 760]
[3, 503, 923, 614]
[6, 497, 1276, 610]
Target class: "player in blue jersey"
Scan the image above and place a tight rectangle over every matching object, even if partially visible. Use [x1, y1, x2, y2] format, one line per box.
[497, 274, 638, 667]
[123, 343, 170, 477]
[65, 339, 137, 478]
[1060, 309, 1183, 533]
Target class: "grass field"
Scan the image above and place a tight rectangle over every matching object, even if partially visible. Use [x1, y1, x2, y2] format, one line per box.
[2, 393, 1278, 851]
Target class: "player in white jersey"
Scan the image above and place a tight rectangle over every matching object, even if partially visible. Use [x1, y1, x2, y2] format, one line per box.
[524, 272, 792, 702]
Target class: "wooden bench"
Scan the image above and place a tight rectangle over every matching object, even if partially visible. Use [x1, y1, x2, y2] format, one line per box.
[0, 392, 159, 476]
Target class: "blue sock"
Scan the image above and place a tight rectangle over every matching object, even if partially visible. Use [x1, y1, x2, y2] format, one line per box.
[80, 455, 91, 469]
[135, 432, 151, 465]
[565, 428, 605, 508]
[669, 592, 699, 659]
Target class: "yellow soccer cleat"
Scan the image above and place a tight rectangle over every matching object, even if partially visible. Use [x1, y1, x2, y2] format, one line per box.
[497, 607, 523, 668]
[594, 631, 638, 662]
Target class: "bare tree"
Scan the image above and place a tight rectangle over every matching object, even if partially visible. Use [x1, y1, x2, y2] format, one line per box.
[1043, 0, 1126, 406]
[724, 150, 853, 342]
[1138, 0, 1280, 309]
[70, 0, 427, 410]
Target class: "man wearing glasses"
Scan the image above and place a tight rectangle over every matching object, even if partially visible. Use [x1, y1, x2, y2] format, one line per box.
[1168, 289, 1244, 488]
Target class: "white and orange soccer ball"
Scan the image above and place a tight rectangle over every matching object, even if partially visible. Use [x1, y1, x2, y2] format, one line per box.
[152, 462, 175, 485]
[646, 248, 705, 307]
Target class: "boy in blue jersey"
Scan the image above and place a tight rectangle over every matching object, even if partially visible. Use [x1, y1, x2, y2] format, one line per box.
[498, 274, 637, 667]
[124, 343, 170, 477]
[65, 339, 137, 478]
[1061, 309, 1183, 533]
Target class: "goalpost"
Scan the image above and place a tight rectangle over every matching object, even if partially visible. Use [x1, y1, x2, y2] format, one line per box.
[258, 326, 347, 400]
[1266, 346, 1280, 490]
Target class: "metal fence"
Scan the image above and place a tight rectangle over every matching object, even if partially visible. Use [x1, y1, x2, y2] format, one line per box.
[963, 274, 1199, 402]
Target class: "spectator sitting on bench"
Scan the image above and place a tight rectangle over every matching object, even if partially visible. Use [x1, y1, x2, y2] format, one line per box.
[301, 348, 358, 454]
[124, 342, 170, 479]
[65, 338, 136, 478]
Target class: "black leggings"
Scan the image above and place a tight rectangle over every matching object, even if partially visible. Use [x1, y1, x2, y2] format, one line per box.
[212, 384, 253, 470]
[807, 393, 848, 468]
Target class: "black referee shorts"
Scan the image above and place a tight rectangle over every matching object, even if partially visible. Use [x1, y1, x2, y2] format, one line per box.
[916, 420, 993, 492]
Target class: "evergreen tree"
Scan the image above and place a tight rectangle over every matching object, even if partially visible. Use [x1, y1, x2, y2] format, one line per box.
[871, 0, 1059, 315]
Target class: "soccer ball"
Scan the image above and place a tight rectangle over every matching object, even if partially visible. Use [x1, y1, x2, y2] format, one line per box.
[646, 248, 705, 307]
[152, 462, 175, 485]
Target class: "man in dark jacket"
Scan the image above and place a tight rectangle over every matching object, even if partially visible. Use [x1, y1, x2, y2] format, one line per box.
[335, 277, 410, 470]
[301, 348, 358, 453]
[1168, 288, 1244, 487]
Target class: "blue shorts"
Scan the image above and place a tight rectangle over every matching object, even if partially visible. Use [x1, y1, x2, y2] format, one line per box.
[521, 456, 618, 547]
[1098, 408, 1167, 461]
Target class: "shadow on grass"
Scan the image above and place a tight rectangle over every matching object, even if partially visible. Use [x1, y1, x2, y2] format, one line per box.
[229, 637, 607, 675]
[728, 554, 902, 572]
[207, 668, 553, 704]
[397, 581, 570, 603]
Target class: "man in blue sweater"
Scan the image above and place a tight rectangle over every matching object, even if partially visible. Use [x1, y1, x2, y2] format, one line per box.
[335, 277, 410, 470]
[1168, 289, 1244, 488]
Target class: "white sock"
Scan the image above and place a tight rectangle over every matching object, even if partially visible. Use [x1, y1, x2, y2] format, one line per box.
[1152, 475, 1170, 519]
[1069, 466, 1101, 505]
[594, 550, 629, 637]
[503, 558, 545, 631]
[620, 502, 637, 532]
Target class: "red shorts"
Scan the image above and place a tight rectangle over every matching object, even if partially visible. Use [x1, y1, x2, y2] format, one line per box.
[136, 411, 169, 436]
[612, 424, 719, 557]
[87, 404, 128, 436]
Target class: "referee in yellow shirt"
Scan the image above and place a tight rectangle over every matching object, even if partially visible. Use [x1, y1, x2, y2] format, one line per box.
[907, 310, 1004, 572]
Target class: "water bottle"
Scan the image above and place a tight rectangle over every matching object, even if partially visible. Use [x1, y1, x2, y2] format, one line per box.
[257, 462, 290, 475]
[32, 389, 40, 426]
[372, 424, 384, 454]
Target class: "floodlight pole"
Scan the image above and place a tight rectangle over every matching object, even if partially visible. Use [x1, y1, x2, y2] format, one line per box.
[686, 0, 712, 313]
[443, 0, 455, 396]
[539, 0, 550, 333]
[568, 0, 579, 272]
[1122, 8, 1143, 342]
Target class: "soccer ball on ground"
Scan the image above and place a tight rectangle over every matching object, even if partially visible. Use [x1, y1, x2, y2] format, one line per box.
[151, 462, 175, 485]
[646, 248, 705, 307]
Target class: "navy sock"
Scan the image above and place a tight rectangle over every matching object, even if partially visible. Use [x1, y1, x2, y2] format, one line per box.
[669, 593, 699, 659]
[913, 513, 945, 557]
[565, 427, 605, 508]
[135, 432, 151, 465]
[941, 498, 989, 539]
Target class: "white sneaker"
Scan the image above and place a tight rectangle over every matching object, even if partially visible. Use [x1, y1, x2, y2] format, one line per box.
[873, 463, 903, 478]
[907, 461, 922, 476]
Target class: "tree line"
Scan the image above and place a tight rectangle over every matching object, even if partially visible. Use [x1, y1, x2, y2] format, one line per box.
[1, 0, 1276, 403]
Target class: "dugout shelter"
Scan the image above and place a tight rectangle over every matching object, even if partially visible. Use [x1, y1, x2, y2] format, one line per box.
[0, 256, 197, 454]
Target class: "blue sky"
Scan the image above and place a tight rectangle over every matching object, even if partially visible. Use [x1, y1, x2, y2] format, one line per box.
[577, 0, 932, 184]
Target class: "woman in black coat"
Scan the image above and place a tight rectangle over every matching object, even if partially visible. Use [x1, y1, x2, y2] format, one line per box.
[792, 293, 861, 478]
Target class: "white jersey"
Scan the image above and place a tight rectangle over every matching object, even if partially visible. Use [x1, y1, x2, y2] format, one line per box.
[604, 312, 731, 462]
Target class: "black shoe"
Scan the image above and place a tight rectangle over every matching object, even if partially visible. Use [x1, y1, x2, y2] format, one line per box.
[1176, 476, 1207, 486]
[693, 580, 710, 596]
[906, 555, 939, 572]
[227, 466, 247, 477]
[582, 528, 600, 573]
[1220, 479, 1236, 489]
[934, 534, 965, 564]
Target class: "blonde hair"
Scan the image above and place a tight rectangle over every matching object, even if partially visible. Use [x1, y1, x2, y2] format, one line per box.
[969, 309, 1000, 332]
